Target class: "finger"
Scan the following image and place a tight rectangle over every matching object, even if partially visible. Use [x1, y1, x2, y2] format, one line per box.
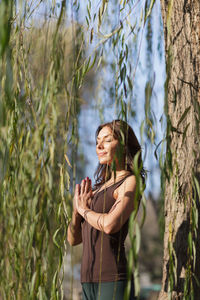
[86, 177, 91, 190]
[85, 177, 89, 193]
[74, 184, 80, 209]
[89, 178, 92, 192]
[80, 179, 85, 194]
[85, 177, 92, 191]
[75, 183, 80, 195]
[86, 179, 93, 199]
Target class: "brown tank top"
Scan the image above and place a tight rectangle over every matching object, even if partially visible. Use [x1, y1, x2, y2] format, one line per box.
[81, 176, 131, 283]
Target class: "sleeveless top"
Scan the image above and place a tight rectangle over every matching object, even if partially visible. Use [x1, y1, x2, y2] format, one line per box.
[81, 176, 131, 283]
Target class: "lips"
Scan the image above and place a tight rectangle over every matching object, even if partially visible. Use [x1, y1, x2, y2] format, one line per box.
[98, 152, 107, 157]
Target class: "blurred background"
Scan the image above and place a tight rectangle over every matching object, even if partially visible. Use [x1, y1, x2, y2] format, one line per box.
[0, 0, 166, 299]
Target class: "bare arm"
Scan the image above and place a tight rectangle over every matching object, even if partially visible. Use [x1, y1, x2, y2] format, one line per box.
[76, 175, 137, 234]
[67, 211, 83, 246]
[67, 179, 93, 245]
[67, 184, 84, 246]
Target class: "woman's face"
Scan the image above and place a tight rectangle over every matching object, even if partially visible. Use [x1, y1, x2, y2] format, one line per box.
[96, 126, 119, 165]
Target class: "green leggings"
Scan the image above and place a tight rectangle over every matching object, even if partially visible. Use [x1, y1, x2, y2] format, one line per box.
[82, 280, 135, 300]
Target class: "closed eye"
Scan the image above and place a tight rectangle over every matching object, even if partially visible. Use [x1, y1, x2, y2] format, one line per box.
[96, 134, 114, 145]
[96, 139, 112, 145]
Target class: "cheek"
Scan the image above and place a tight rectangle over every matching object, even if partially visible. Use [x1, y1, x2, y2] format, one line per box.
[109, 143, 119, 156]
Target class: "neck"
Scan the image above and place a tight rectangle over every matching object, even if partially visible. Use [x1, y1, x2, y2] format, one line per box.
[110, 169, 130, 180]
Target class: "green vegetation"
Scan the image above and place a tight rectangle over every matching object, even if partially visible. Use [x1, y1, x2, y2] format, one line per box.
[0, 0, 169, 299]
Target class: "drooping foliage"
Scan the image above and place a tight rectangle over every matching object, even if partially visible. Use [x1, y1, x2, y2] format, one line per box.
[0, 0, 162, 299]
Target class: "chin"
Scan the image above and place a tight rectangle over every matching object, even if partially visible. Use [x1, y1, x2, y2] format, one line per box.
[99, 158, 111, 165]
[99, 161, 108, 165]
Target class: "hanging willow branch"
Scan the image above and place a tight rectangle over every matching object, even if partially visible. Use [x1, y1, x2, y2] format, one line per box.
[0, 0, 160, 299]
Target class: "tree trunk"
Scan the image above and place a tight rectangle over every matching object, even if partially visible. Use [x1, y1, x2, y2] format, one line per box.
[159, 0, 200, 299]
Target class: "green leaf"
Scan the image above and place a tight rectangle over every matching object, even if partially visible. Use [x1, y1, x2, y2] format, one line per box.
[194, 177, 200, 201]
[144, 0, 156, 24]
[188, 231, 192, 256]
[87, 3, 91, 20]
[30, 271, 37, 298]
[87, 52, 97, 74]
[135, 222, 141, 254]
[127, 75, 133, 90]
[53, 227, 61, 249]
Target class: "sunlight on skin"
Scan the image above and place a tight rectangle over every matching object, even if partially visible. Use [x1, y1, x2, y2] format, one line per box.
[72, 125, 136, 235]
[96, 126, 119, 167]
[96, 126, 129, 180]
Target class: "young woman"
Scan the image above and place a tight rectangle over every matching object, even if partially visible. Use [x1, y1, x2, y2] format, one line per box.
[67, 119, 145, 300]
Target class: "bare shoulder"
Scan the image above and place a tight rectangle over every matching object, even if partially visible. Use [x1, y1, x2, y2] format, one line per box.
[113, 175, 136, 199]
[119, 175, 136, 191]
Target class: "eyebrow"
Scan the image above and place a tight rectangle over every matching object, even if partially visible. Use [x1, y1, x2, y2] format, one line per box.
[96, 134, 112, 140]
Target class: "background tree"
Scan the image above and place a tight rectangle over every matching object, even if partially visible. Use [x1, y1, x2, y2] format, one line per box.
[0, 0, 172, 299]
[159, 0, 200, 299]
[0, 2, 96, 298]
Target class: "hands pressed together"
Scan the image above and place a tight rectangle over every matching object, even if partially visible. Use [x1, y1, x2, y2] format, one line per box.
[74, 177, 93, 218]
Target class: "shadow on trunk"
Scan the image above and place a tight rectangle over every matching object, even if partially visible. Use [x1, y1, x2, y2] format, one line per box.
[164, 171, 200, 298]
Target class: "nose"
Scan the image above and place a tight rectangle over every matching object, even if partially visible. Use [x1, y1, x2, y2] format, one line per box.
[96, 140, 104, 149]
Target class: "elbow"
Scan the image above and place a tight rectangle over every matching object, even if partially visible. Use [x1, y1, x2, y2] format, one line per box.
[67, 236, 75, 246]
[67, 227, 82, 246]
[103, 216, 125, 234]
[103, 222, 120, 235]
[67, 236, 81, 246]
[67, 234, 74, 246]
[104, 227, 115, 235]
[68, 240, 77, 246]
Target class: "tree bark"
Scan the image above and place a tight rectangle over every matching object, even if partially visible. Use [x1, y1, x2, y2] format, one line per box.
[159, 0, 200, 299]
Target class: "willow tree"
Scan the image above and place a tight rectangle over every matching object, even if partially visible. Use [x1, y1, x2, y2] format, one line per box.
[0, 0, 161, 298]
[0, 1, 92, 299]
[159, 0, 200, 299]
[5, 0, 200, 299]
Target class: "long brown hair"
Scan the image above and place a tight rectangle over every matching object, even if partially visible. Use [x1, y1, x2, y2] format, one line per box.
[94, 119, 146, 187]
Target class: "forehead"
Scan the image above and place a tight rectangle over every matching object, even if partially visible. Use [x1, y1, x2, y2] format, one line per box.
[97, 126, 113, 139]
